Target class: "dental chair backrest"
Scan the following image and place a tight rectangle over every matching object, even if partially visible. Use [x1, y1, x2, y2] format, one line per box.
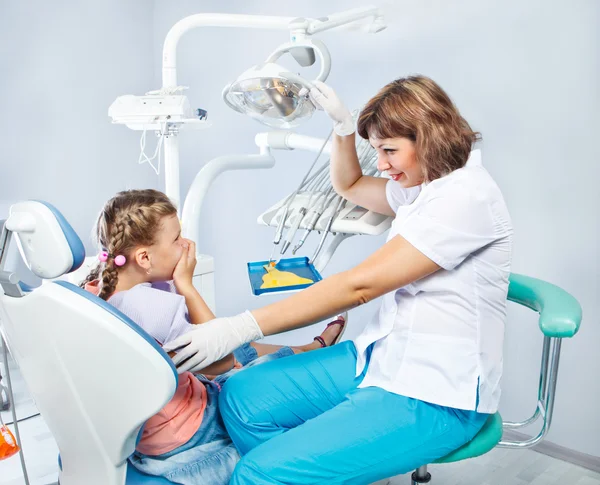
[0, 201, 178, 485]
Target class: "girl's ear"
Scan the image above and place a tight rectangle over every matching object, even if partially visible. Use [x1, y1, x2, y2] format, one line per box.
[134, 247, 151, 271]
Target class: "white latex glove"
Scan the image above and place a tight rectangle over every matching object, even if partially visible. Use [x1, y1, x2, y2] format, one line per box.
[309, 81, 355, 137]
[163, 311, 264, 374]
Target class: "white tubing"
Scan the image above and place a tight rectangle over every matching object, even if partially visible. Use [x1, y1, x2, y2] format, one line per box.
[255, 131, 332, 154]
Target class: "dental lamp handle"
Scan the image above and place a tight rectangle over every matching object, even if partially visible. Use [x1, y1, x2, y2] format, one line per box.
[280, 72, 315, 91]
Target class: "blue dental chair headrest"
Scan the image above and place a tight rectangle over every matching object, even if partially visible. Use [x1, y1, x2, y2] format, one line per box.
[5, 200, 85, 279]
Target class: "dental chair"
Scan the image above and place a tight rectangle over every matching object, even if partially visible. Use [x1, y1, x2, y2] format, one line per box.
[0, 201, 583, 485]
[0, 201, 178, 485]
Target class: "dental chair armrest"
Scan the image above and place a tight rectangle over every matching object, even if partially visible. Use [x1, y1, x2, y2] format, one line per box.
[508, 273, 582, 338]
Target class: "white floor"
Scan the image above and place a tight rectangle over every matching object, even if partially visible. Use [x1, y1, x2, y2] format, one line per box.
[1, 352, 599, 485]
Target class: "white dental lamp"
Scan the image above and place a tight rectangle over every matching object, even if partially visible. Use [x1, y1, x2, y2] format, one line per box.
[221, 38, 331, 129]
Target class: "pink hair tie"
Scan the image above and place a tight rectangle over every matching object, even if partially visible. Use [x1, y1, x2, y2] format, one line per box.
[98, 251, 126, 267]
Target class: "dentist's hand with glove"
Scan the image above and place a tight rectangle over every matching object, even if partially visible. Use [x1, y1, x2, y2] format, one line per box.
[164, 76, 511, 485]
[307, 80, 356, 136]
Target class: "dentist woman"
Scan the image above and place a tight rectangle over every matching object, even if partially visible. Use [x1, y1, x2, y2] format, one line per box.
[164, 75, 513, 485]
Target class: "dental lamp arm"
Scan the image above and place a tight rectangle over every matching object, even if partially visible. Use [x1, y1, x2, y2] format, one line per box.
[163, 8, 385, 88]
[165, 235, 439, 373]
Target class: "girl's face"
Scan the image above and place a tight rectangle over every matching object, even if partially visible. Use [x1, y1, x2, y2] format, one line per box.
[145, 214, 187, 281]
[370, 136, 424, 188]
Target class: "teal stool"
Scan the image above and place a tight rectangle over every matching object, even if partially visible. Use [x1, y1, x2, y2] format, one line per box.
[410, 273, 582, 484]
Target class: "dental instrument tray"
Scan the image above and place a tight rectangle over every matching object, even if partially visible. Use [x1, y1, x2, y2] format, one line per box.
[247, 257, 322, 296]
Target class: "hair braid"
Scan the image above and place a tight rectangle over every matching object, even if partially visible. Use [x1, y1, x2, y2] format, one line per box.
[98, 218, 129, 299]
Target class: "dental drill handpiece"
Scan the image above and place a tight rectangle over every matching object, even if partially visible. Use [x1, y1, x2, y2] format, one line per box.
[280, 207, 307, 256]
[270, 169, 324, 264]
[281, 161, 331, 257]
[311, 197, 346, 263]
[292, 188, 331, 255]
[292, 208, 320, 255]
[269, 128, 333, 264]
[269, 205, 290, 265]
[273, 206, 289, 245]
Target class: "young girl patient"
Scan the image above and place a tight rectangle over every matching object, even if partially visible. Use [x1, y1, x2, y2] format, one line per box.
[80, 189, 345, 485]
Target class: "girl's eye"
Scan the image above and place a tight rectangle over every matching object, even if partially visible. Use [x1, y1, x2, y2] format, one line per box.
[384, 148, 396, 154]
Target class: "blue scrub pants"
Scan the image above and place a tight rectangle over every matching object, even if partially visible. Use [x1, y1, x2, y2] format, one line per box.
[219, 341, 488, 485]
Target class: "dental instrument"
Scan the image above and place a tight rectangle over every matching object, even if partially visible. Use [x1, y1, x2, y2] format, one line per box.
[271, 129, 334, 262]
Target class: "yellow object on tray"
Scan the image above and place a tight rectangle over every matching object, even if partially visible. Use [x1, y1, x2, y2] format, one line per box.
[261, 265, 314, 289]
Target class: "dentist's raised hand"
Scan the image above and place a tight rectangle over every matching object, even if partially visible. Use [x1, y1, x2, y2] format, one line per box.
[309, 81, 355, 136]
[163, 311, 264, 373]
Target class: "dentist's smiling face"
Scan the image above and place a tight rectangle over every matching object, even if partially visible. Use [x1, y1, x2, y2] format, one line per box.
[370, 136, 424, 188]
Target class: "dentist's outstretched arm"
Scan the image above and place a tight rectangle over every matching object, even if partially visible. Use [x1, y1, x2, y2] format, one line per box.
[163, 235, 440, 373]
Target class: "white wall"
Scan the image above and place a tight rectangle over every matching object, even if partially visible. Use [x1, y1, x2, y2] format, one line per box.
[0, 0, 157, 244]
[152, 0, 599, 457]
[1, 0, 597, 459]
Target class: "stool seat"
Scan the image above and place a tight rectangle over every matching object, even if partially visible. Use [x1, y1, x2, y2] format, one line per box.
[435, 412, 503, 464]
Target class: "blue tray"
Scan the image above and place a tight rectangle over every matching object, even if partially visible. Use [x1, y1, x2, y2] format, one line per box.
[247, 257, 323, 296]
